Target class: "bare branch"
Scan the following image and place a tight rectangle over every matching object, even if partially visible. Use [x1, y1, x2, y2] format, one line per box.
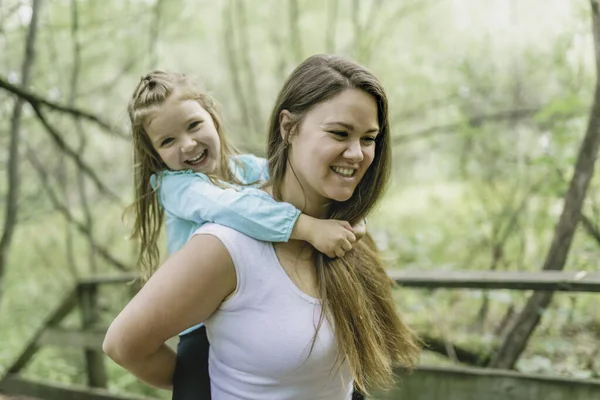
[0, 75, 128, 139]
[0, 0, 43, 304]
[77, 58, 138, 98]
[581, 213, 600, 245]
[25, 143, 130, 273]
[360, 0, 434, 64]
[421, 334, 492, 367]
[392, 108, 541, 145]
[391, 94, 460, 122]
[29, 103, 121, 202]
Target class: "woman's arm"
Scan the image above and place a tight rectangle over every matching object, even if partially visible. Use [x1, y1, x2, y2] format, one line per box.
[103, 234, 236, 389]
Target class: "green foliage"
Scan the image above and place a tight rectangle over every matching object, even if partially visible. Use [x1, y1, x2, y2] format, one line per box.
[1, 0, 599, 396]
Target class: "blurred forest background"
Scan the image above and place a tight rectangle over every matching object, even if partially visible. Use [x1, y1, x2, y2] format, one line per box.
[1, 0, 600, 398]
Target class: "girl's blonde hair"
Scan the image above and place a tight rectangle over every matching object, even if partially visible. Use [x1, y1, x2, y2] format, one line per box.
[267, 55, 421, 394]
[126, 70, 242, 280]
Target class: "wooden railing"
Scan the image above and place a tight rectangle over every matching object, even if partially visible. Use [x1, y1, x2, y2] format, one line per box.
[389, 269, 600, 292]
[1, 270, 599, 400]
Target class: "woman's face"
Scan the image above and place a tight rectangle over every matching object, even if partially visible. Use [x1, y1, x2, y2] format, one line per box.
[285, 88, 379, 209]
[144, 91, 221, 174]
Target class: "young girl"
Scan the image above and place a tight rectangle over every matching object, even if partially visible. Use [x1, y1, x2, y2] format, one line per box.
[126, 70, 365, 398]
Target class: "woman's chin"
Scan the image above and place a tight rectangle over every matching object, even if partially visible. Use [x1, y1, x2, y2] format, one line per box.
[326, 189, 355, 203]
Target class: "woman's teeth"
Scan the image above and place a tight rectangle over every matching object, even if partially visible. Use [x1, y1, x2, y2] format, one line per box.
[331, 166, 355, 177]
[186, 150, 206, 165]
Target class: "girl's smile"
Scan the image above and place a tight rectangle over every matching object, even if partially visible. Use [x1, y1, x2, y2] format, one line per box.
[144, 90, 222, 175]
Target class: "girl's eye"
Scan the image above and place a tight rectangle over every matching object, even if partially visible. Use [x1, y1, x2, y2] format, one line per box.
[161, 138, 174, 147]
[188, 121, 203, 130]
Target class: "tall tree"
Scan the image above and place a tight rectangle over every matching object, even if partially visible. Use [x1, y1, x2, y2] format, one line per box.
[69, 0, 98, 275]
[149, 0, 164, 69]
[0, 0, 43, 304]
[325, 0, 338, 53]
[288, 0, 302, 63]
[491, 0, 600, 369]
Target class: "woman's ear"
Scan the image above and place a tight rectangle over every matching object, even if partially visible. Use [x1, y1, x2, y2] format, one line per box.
[279, 110, 292, 142]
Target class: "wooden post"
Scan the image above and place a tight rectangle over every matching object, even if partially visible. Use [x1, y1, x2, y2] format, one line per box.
[3, 288, 78, 378]
[78, 284, 107, 388]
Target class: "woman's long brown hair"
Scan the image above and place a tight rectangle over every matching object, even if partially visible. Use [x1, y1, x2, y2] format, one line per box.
[267, 55, 420, 393]
[126, 71, 242, 280]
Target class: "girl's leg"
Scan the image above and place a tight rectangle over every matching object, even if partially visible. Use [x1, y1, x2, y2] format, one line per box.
[171, 325, 211, 400]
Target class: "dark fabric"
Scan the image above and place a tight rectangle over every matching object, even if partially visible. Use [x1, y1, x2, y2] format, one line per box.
[172, 326, 211, 400]
[352, 389, 365, 400]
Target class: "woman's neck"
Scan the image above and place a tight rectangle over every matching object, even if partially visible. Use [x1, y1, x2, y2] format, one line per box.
[278, 165, 329, 219]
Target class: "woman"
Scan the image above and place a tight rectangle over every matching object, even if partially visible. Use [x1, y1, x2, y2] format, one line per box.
[103, 54, 420, 399]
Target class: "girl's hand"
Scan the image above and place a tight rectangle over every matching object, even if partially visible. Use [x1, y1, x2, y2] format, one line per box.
[351, 217, 367, 242]
[308, 219, 356, 258]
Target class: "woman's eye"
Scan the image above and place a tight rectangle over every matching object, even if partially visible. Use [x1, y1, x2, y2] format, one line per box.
[362, 136, 377, 144]
[161, 138, 174, 146]
[329, 130, 348, 138]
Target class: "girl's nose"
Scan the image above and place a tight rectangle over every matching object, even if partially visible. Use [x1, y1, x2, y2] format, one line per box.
[181, 138, 197, 153]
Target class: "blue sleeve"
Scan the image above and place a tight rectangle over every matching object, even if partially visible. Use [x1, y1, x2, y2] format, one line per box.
[232, 154, 270, 183]
[158, 171, 300, 242]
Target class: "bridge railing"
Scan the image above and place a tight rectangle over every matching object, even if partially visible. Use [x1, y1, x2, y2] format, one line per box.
[1, 270, 599, 400]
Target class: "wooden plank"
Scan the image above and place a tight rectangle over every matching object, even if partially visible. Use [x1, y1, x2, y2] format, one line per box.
[81, 270, 600, 293]
[39, 328, 178, 351]
[4, 288, 78, 376]
[388, 270, 600, 292]
[78, 274, 138, 287]
[79, 286, 107, 388]
[371, 365, 600, 400]
[0, 374, 155, 400]
[39, 328, 105, 350]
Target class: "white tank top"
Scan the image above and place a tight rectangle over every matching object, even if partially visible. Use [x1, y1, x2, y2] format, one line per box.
[193, 224, 353, 400]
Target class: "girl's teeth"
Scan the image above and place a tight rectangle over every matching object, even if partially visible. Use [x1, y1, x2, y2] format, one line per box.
[332, 167, 355, 177]
[188, 150, 206, 163]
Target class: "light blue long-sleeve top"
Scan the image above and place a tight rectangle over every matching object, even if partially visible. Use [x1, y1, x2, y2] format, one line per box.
[151, 154, 300, 256]
[150, 154, 301, 335]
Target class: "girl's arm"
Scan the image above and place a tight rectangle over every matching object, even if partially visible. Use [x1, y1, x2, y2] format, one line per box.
[103, 233, 236, 389]
[159, 172, 356, 257]
[159, 172, 299, 242]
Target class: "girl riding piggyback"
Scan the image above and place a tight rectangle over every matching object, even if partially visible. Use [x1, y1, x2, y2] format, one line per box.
[127, 70, 364, 280]
[125, 70, 366, 397]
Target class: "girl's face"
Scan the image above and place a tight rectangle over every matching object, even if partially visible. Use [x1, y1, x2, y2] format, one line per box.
[144, 91, 221, 174]
[284, 88, 379, 212]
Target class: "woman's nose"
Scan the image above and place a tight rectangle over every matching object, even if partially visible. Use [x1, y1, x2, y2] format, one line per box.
[343, 140, 364, 163]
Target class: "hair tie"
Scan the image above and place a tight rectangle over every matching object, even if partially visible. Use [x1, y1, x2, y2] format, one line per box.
[142, 75, 156, 90]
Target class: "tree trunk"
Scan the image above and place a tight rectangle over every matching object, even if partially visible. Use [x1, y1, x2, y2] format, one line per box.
[0, 0, 43, 304]
[288, 0, 302, 63]
[490, 0, 600, 369]
[148, 0, 164, 69]
[222, 1, 252, 136]
[235, 0, 263, 137]
[325, 0, 338, 53]
[70, 0, 98, 276]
